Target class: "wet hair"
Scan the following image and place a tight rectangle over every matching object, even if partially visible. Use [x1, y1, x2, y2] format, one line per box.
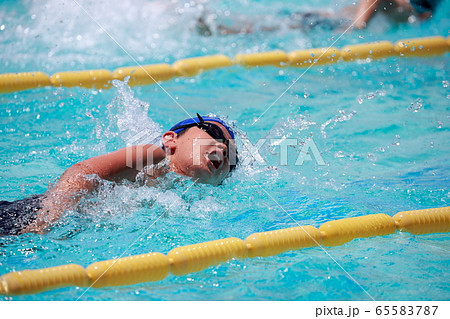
[174, 127, 189, 137]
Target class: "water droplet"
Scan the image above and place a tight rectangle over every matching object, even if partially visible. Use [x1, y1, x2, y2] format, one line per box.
[442, 80, 449, 88]
[407, 98, 423, 112]
[366, 92, 375, 99]
[334, 151, 345, 158]
[408, 15, 416, 23]
[376, 89, 386, 96]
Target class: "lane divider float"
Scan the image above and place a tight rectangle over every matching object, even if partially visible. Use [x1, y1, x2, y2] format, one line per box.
[0, 206, 448, 296]
[112, 63, 179, 86]
[172, 54, 233, 76]
[0, 35, 448, 94]
[50, 69, 113, 89]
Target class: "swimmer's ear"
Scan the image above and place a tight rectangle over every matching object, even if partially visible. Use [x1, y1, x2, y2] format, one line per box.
[162, 131, 177, 155]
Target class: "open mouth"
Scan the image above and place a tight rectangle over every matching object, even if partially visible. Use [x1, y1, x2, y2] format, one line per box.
[207, 151, 223, 170]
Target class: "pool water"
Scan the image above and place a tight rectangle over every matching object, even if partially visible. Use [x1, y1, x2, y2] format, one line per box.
[0, 0, 449, 301]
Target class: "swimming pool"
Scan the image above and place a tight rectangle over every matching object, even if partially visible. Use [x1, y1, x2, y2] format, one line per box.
[0, 0, 449, 301]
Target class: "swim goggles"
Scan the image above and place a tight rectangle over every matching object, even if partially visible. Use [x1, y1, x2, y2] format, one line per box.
[170, 113, 238, 171]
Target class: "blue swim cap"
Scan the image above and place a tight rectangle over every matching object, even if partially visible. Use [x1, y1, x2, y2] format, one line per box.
[169, 114, 235, 140]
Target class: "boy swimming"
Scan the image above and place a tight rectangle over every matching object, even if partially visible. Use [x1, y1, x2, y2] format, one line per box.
[0, 114, 238, 236]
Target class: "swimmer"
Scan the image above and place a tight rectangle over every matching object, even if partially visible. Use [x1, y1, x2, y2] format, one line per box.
[195, 0, 442, 36]
[0, 114, 238, 236]
[352, 0, 442, 29]
[196, 10, 349, 36]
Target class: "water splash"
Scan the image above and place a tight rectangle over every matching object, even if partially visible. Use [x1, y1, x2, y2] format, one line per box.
[112, 80, 162, 144]
[407, 98, 423, 113]
[320, 110, 357, 138]
[75, 171, 231, 225]
[92, 80, 162, 152]
[357, 89, 386, 104]
[268, 113, 317, 140]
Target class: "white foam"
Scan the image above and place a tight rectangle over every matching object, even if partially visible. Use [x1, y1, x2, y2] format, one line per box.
[91, 80, 162, 153]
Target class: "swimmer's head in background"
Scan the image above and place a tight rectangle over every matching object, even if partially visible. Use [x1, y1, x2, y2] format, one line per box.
[168, 113, 238, 171]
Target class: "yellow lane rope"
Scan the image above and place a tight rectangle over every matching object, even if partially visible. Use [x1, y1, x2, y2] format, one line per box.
[0, 35, 448, 94]
[0, 206, 448, 296]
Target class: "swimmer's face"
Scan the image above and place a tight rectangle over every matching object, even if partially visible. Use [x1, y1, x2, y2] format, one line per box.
[162, 122, 237, 186]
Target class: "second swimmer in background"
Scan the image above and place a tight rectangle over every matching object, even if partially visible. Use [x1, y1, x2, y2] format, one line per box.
[195, 0, 442, 36]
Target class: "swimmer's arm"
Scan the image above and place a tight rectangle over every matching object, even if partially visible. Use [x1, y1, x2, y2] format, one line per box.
[53, 144, 165, 194]
[22, 162, 100, 233]
[353, 0, 381, 29]
[79, 144, 166, 182]
[51, 143, 165, 193]
[23, 144, 165, 233]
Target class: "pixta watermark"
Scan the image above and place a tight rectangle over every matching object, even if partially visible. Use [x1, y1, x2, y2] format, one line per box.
[125, 135, 326, 173]
[241, 137, 326, 166]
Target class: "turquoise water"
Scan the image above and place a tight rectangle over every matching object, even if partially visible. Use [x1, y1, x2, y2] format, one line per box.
[0, 0, 449, 301]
